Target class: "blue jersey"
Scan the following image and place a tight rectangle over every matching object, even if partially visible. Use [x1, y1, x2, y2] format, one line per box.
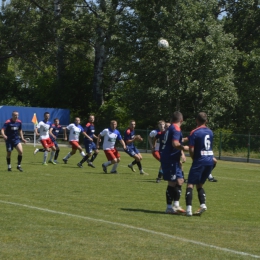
[155, 131, 166, 153]
[2, 119, 22, 141]
[124, 128, 135, 148]
[160, 123, 183, 163]
[189, 126, 214, 165]
[50, 124, 63, 141]
[84, 122, 95, 143]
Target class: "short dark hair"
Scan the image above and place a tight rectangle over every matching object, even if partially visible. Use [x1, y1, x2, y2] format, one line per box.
[44, 112, 49, 116]
[197, 112, 207, 123]
[171, 111, 183, 123]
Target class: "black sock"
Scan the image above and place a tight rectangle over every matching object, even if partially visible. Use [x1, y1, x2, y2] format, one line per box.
[166, 186, 175, 205]
[90, 153, 98, 162]
[157, 171, 162, 178]
[80, 155, 90, 164]
[39, 149, 45, 152]
[173, 185, 182, 201]
[17, 155, 22, 165]
[7, 158, 11, 165]
[54, 149, 60, 160]
[197, 188, 206, 205]
[186, 187, 193, 206]
[132, 160, 137, 165]
[136, 161, 142, 170]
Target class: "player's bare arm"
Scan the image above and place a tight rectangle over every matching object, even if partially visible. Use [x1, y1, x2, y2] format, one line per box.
[172, 140, 189, 151]
[96, 134, 102, 148]
[189, 146, 194, 160]
[120, 139, 127, 150]
[19, 129, 27, 143]
[49, 128, 56, 140]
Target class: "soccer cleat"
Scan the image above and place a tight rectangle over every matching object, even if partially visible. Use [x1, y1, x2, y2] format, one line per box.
[8, 168, 12, 172]
[102, 163, 107, 173]
[156, 178, 161, 183]
[53, 160, 58, 164]
[186, 211, 193, 216]
[110, 170, 118, 174]
[17, 166, 23, 172]
[77, 162, 83, 168]
[128, 164, 136, 172]
[165, 207, 177, 214]
[140, 169, 149, 175]
[33, 148, 39, 155]
[208, 177, 217, 182]
[48, 160, 56, 165]
[173, 206, 186, 215]
[88, 162, 95, 168]
[193, 206, 207, 216]
[42, 162, 48, 166]
[62, 158, 68, 164]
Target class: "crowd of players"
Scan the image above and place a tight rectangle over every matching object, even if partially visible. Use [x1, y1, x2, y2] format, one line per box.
[1, 111, 217, 216]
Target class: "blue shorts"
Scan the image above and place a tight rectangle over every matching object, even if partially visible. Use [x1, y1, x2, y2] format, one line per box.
[84, 141, 97, 154]
[125, 146, 140, 157]
[161, 162, 183, 182]
[5, 139, 20, 152]
[188, 164, 213, 184]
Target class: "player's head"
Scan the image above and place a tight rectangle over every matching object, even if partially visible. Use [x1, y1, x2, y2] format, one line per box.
[110, 120, 117, 130]
[171, 111, 183, 124]
[89, 115, 95, 123]
[157, 120, 165, 131]
[12, 111, 19, 121]
[196, 112, 208, 125]
[54, 118, 59, 125]
[165, 122, 171, 130]
[44, 112, 50, 121]
[75, 117, 80, 125]
[129, 120, 136, 129]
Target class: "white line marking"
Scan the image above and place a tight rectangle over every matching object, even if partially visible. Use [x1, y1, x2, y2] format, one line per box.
[0, 200, 260, 258]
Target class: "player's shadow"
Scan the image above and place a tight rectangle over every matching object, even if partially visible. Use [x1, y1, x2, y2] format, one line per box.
[120, 208, 165, 215]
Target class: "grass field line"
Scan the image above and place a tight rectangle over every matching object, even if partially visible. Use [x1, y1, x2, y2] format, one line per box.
[1, 200, 260, 259]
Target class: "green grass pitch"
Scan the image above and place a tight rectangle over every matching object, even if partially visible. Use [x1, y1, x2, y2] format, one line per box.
[0, 144, 260, 259]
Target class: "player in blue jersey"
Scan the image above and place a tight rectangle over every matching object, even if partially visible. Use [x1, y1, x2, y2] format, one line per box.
[34, 118, 65, 163]
[160, 111, 189, 214]
[125, 120, 148, 175]
[1, 111, 27, 172]
[185, 112, 214, 216]
[77, 115, 99, 169]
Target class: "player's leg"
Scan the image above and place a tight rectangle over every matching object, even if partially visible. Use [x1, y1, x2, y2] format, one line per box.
[102, 150, 116, 173]
[15, 142, 23, 172]
[54, 142, 60, 163]
[110, 150, 121, 174]
[5, 141, 12, 171]
[208, 157, 217, 182]
[40, 140, 49, 165]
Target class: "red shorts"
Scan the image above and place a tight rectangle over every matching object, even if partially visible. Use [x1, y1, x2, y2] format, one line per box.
[152, 150, 160, 161]
[41, 138, 54, 149]
[69, 141, 80, 150]
[104, 149, 120, 161]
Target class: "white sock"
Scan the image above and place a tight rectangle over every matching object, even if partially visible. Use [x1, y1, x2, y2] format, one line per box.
[111, 163, 118, 171]
[174, 201, 179, 207]
[8, 164, 11, 169]
[80, 151, 86, 157]
[208, 174, 213, 179]
[43, 151, 48, 163]
[104, 161, 112, 167]
[50, 151, 55, 160]
[187, 205, 192, 212]
[64, 153, 71, 160]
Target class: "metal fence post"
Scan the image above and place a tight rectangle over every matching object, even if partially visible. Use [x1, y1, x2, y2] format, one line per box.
[247, 132, 250, 163]
[218, 131, 222, 160]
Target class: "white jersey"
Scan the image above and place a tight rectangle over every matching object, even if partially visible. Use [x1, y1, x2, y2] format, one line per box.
[149, 129, 160, 151]
[67, 123, 84, 141]
[100, 128, 122, 150]
[37, 121, 52, 140]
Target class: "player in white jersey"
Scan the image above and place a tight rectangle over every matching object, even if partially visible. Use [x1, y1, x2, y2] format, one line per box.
[34, 112, 56, 165]
[62, 117, 87, 164]
[96, 120, 126, 174]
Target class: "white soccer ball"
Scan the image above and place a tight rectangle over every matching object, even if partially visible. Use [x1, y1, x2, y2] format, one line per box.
[158, 39, 169, 50]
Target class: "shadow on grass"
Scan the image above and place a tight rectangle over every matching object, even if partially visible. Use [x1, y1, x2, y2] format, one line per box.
[121, 208, 165, 214]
